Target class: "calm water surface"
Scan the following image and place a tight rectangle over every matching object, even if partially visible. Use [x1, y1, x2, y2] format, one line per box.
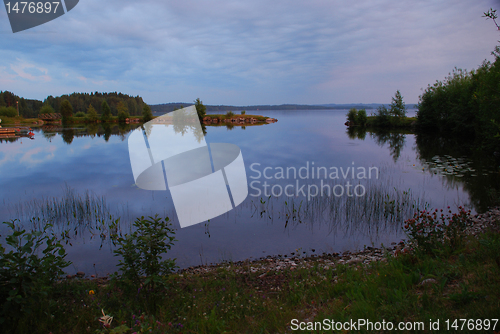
[1, 109, 498, 275]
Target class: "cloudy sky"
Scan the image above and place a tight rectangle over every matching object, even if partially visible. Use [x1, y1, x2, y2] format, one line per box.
[1, 0, 499, 105]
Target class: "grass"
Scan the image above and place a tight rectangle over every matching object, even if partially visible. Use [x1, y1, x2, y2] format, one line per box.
[248, 177, 429, 236]
[0, 116, 40, 125]
[3, 216, 499, 333]
[10, 185, 124, 245]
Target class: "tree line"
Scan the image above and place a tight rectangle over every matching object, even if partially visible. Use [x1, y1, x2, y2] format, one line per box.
[0, 91, 148, 118]
[416, 46, 500, 152]
[416, 8, 500, 153]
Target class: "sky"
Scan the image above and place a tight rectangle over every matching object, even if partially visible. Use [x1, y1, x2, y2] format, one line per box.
[1, 0, 500, 106]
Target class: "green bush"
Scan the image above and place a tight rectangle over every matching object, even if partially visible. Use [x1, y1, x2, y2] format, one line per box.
[357, 109, 367, 126]
[39, 104, 55, 115]
[373, 105, 391, 127]
[59, 99, 73, 122]
[142, 105, 153, 122]
[417, 47, 500, 151]
[118, 110, 130, 123]
[346, 108, 357, 125]
[226, 111, 235, 118]
[74, 111, 86, 118]
[241, 110, 246, 115]
[0, 106, 17, 117]
[0, 220, 70, 326]
[403, 206, 471, 255]
[112, 215, 177, 312]
[86, 104, 99, 122]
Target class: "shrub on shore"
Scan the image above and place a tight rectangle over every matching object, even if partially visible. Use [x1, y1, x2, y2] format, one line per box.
[0, 221, 71, 329]
[417, 46, 500, 151]
[0, 106, 17, 117]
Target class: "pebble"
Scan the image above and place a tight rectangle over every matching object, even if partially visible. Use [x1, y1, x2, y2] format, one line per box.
[419, 278, 438, 286]
[174, 208, 500, 278]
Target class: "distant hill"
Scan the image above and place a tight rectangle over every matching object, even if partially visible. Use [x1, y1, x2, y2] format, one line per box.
[150, 102, 418, 113]
[318, 103, 418, 109]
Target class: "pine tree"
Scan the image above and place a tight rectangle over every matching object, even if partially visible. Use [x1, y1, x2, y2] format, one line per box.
[60, 99, 73, 122]
[101, 101, 111, 122]
[117, 101, 130, 122]
[194, 98, 206, 119]
[390, 90, 406, 118]
[87, 104, 98, 122]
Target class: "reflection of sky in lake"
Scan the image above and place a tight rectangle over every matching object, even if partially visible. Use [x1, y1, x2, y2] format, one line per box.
[0, 109, 481, 275]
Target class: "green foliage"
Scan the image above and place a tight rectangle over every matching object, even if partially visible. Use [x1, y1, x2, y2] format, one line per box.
[403, 206, 471, 255]
[225, 111, 235, 118]
[117, 101, 130, 123]
[0, 221, 70, 326]
[357, 109, 367, 126]
[59, 99, 73, 122]
[74, 111, 86, 118]
[117, 111, 130, 123]
[101, 101, 112, 122]
[0, 106, 17, 117]
[116, 101, 128, 116]
[347, 108, 358, 124]
[112, 215, 177, 312]
[142, 105, 153, 122]
[0, 91, 42, 118]
[241, 110, 246, 115]
[417, 47, 500, 151]
[390, 90, 406, 118]
[346, 108, 367, 126]
[373, 105, 391, 127]
[86, 104, 99, 122]
[194, 98, 206, 119]
[39, 104, 55, 115]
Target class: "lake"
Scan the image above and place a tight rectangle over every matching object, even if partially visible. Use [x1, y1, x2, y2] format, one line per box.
[1, 109, 498, 276]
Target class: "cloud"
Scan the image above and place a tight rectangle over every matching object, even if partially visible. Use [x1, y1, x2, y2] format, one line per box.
[19, 146, 57, 166]
[10, 60, 51, 82]
[0, 0, 499, 104]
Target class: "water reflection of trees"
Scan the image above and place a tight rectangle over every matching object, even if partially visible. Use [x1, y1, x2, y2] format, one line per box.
[345, 128, 500, 212]
[61, 128, 75, 144]
[347, 127, 406, 162]
[171, 110, 207, 143]
[41, 123, 142, 143]
[415, 132, 500, 213]
[347, 126, 366, 140]
[371, 131, 406, 162]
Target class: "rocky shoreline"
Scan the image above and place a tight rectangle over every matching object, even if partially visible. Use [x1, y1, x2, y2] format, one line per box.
[177, 206, 500, 277]
[67, 207, 500, 282]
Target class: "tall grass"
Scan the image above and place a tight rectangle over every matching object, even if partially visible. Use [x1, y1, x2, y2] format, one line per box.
[13, 185, 109, 225]
[249, 177, 429, 237]
[10, 185, 123, 243]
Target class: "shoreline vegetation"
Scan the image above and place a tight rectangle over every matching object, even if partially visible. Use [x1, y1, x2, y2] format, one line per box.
[346, 43, 500, 157]
[0, 95, 277, 128]
[345, 90, 417, 130]
[1, 207, 499, 333]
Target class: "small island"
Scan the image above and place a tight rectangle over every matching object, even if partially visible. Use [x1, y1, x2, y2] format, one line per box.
[202, 113, 277, 126]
